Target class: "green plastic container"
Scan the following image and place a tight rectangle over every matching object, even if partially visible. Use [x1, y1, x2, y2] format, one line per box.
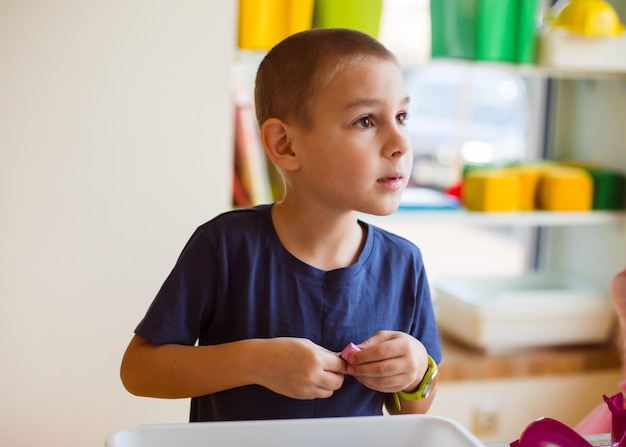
[587, 168, 626, 210]
[476, 0, 516, 62]
[313, 0, 383, 39]
[515, 0, 541, 63]
[430, 0, 478, 60]
[431, 0, 540, 63]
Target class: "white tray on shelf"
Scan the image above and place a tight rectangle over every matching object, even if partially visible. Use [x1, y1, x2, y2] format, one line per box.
[537, 28, 626, 73]
[435, 272, 615, 352]
[106, 414, 485, 447]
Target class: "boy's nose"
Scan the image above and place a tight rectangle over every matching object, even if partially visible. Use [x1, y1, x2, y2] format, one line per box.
[384, 126, 411, 158]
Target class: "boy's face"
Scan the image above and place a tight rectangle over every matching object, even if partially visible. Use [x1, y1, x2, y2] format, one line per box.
[289, 58, 412, 216]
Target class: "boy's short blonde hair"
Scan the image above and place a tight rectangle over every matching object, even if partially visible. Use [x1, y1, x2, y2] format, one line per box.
[254, 28, 398, 129]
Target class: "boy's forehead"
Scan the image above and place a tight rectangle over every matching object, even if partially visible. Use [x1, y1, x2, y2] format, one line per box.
[319, 57, 405, 94]
[307, 58, 408, 118]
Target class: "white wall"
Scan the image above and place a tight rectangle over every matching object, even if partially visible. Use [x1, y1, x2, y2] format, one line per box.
[0, 2, 236, 446]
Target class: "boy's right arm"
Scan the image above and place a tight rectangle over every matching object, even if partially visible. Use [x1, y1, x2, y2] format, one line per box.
[120, 335, 347, 400]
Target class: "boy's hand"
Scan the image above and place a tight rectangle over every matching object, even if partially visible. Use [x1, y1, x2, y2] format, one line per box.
[255, 337, 347, 400]
[345, 330, 428, 394]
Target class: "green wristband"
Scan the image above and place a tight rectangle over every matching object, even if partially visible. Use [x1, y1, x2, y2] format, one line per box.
[392, 355, 439, 411]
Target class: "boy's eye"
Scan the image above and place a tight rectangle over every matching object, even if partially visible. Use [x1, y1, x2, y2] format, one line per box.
[354, 116, 372, 128]
[397, 112, 408, 125]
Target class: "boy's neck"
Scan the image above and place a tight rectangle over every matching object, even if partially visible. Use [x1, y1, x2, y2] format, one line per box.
[270, 201, 366, 271]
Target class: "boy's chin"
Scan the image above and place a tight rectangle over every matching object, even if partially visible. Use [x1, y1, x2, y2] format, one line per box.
[359, 203, 401, 217]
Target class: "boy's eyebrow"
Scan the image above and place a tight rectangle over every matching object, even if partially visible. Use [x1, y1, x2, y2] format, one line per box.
[344, 96, 411, 110]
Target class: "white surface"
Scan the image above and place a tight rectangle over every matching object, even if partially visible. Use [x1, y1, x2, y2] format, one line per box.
[537, 28, 626, 73]
[435, 273, 615, 351]
[106, 414, 485, 447]
[0, 2, 236, 447]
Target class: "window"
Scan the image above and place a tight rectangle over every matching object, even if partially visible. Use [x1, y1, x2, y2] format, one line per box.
[404, 62, 530, 189]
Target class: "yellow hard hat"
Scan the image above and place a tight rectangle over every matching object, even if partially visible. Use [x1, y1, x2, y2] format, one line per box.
[553, 0, 625, 37]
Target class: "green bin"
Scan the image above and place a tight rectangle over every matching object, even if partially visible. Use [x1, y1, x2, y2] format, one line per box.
[587, 169, 626, 210]
[476, 0, 516, 62]
[515, 0, 541, 63]
[430, 0, 478, 60]
[430, 0, 540, 63]
[313, 0, 383, 39]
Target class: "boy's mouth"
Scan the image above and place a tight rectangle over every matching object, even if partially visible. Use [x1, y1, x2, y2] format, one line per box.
[378, 174, 403, 182]
[377, 174, 405, 190]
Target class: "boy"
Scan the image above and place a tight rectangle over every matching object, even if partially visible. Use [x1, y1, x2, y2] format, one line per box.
[120, 28, 441, 421]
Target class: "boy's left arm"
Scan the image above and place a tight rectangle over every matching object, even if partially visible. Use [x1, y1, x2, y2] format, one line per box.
[345, 330, 438, 414]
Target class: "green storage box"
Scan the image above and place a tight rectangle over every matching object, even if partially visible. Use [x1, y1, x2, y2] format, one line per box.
[430, 0, 478, 60]
[516, 0, 541, 63]
[476, 0, 516, 62]
[430, 0, 540, 63]
[587, 168, 626, 210]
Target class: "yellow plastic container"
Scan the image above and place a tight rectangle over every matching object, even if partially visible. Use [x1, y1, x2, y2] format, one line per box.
[507, 163, 554, 210]
[560, 161, 626, 210]
[537, 167, 593, 211]
[462, 169, 520, 212]
[238, 0, 314, 50]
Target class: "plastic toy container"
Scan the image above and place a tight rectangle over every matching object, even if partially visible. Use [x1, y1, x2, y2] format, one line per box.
[516, 0, 542, 63]
[313, 0, 383, 39]
[106, 414, 484, 447]
[430, 0, 478, 59]
[237, 0, 314, 50]
[430, 0, 541, 62]
[587, 168, 626, 210]
[435, 273, 615, 352]
[476, 0, 517, 62]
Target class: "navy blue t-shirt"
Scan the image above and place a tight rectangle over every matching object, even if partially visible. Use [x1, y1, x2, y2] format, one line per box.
[135, 204, 441, 422]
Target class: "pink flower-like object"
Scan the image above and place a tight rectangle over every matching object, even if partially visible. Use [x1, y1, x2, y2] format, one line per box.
[603, 393, 626, 446]
[510, 417, 592, 447]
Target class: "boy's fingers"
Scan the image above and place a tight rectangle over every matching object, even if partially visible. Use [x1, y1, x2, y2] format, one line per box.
[359, 330, 396, 348]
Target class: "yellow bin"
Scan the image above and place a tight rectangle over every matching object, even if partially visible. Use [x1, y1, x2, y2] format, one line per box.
[462, 169, 521, 212]
[238, 0, 314, 50]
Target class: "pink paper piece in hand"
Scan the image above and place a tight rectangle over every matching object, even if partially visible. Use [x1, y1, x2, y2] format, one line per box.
[340, 342, 361, 361]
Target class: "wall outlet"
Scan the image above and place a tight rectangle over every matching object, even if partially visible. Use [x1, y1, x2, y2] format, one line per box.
[473, 402, 500, 437]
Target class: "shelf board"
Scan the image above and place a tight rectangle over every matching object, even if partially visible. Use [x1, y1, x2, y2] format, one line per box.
[402, 58, 626, 81]
[237, 50, 626, 81]
[362, 209, 626, 227]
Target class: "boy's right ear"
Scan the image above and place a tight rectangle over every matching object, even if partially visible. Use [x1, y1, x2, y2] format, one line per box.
[260, 118, 300, 171]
